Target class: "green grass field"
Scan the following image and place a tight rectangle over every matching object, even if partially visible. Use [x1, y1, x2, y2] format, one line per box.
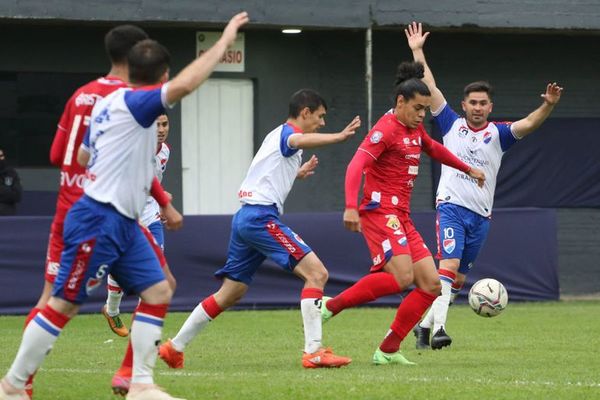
[1, 302, 600, 400]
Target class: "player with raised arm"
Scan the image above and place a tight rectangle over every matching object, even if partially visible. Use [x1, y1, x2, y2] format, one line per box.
[0, 12, 249, 400]
[320, 61, 485, 365]
[405, 22, 563, 350]
[102, 113, 172, 338]
[158, 89, 360, 370]
[19, 24, 148, 398]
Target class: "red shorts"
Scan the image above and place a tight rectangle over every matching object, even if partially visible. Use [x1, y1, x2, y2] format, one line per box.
[360, 211, 431, 272]
[45, 211, 67, 283]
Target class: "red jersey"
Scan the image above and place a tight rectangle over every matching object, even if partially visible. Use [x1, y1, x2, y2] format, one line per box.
[348, 112, 470, 214]
[50, 76, 127, 216]
[358, 113, 427, 213]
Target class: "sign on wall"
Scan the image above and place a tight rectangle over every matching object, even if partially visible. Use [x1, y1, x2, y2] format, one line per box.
[196, 32, 245, 72]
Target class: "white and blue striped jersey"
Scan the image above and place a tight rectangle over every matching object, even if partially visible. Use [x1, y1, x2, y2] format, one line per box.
[82, 84, 171, 220]
[140, 142, 170, 227]
[238, 123, 303, 214]
[433, 102, 519, 217]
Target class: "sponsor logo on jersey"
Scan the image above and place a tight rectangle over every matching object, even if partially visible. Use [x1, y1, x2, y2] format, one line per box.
[385, 215, 401, 230]
[483, 131, 492, 144]
[398, 237, 407, 246]
[238, 190, 253, 198]
[458, 126, 469, 138]
[60, 171, 86, 188]
[403, 137, 410, 145]
[408, 165, 419, 175]
[405, 153, 420, 160]
[443, 238, 456, 254]
[75, 92, 103, 107]
[370, 131, 383, 144]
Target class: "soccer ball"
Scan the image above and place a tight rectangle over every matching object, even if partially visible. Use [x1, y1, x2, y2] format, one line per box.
[468, 278, 508, 317]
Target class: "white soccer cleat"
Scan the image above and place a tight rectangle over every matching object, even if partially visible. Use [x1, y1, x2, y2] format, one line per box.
[125, 385, 186, 400]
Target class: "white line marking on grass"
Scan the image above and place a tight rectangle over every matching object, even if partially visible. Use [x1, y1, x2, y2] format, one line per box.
[39, 368, 600, 389]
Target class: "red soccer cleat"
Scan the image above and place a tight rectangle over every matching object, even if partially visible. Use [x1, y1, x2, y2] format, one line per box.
[111, 366, 132, 396]
[158, 340, 184, 369]
[302, 347, 352, 368]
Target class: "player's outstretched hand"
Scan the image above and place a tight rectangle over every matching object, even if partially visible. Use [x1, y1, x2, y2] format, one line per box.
[542, 82, 563, 105]
[405, 21, 430, 51]
[221, 12, 249, 48]
[343, 208, 361, 232]
[297, 155, 318, 179]
[340, 116, 361, 141]
[468, 167, 486, 188]
[161, 203, 183, 230]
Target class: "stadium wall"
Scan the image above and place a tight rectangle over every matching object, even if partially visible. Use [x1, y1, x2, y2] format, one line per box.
[0, 209, 559, 314]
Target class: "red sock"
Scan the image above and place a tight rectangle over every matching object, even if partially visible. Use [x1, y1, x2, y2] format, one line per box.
[24, 307, 42, 329]
[326, 272, 401, 315]
[379, 288, 437, 353]
[118, 310, 139, 373]
[201, 295, 223, 319]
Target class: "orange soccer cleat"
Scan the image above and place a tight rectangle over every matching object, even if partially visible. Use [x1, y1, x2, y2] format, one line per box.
[302, 347, 352, 369]
[102, 305, 129, 337]
[158, 340, 184, 369]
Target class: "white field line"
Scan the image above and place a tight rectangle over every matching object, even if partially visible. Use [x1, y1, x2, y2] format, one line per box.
[39, 367, 600, 389]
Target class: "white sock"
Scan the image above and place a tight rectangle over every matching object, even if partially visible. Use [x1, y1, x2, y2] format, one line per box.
[171, 303, 213, 352]
[301, 297, 322, 354]
[432, 276, 454, 333]
[130, 307, 166, 384]
[419, 306, 435, 329]
[106, 275, 123, 317]
[6, 313, 64, 388]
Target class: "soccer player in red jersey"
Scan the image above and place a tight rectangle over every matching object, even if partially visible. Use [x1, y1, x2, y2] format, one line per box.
[321, 61, 485, 365]
[20, 25, 148, 399]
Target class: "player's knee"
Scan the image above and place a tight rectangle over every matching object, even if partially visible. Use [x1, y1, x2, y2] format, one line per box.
[393, 270, 414, 289]
[305, 265, 328, 288]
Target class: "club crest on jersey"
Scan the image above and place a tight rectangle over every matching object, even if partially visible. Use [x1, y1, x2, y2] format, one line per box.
[443, 239, 456, 254]
[385, 215, 401, 230]
[483, 131, 492, 144]
[398, 237, 407, 246]
[458, 126, 469, 138]
[370, 131, 383, 144]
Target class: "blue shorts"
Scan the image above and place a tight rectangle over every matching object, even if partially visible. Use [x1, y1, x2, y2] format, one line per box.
[147, 220, 165, 250]
[52, 195, 166, 304]
[436, 202, 490, 274]
[214, 204, 312, 285]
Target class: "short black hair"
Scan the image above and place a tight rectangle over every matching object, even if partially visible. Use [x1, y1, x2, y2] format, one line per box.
[128, 39, 171, 85]
[104, 25, 148, 64]
[463, 81, 494, 99]
[392, 61, 431, 104]
[288, 89, 327, 118]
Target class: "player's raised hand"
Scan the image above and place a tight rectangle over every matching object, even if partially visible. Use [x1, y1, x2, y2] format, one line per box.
[161, 203, 183, 230]
[468, 167, 486, 188]
[221, 12, 249, 47]
[405, 21, 430, 51]
[340, 116, 361, 140]
[343, 208, 361, 233]
[297, 155, 319, 179]
[541, 82, 563, 105]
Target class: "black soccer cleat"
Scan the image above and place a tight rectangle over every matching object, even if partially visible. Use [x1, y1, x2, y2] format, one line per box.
[413, 325, 431, 349]
[431, 327, 452, 350]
